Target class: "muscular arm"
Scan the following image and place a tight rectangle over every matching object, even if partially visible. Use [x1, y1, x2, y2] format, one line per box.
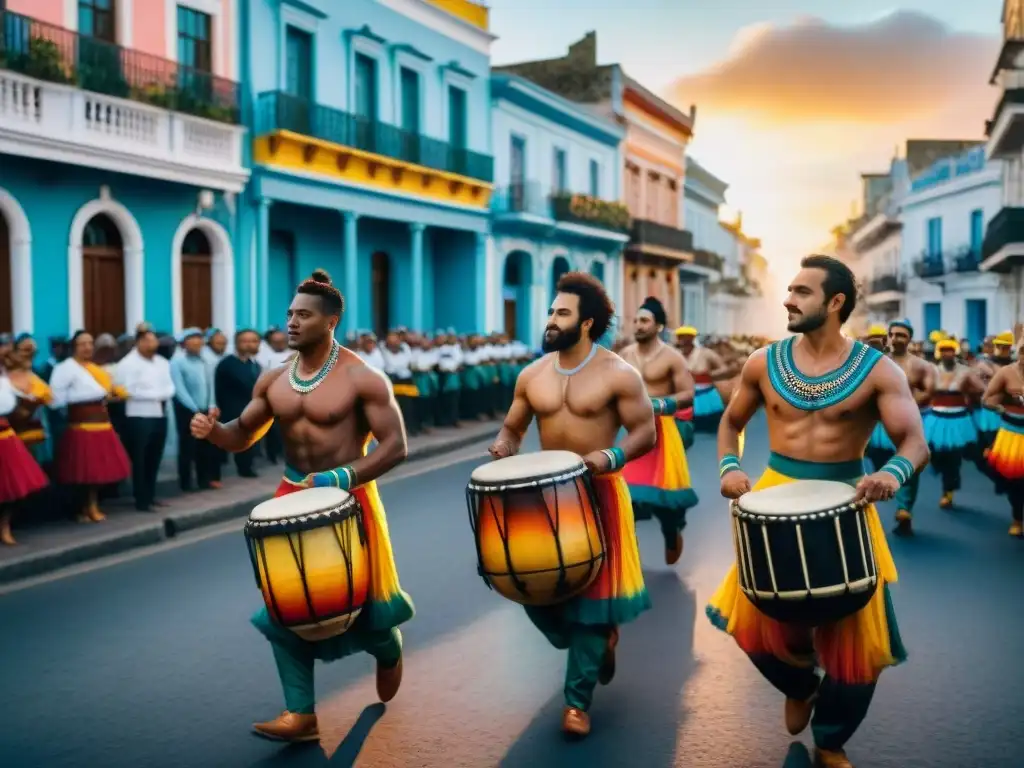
[667, 354, 695, 408]
[207, 369, 277, 452]
[493, 364, 537, 455]
[875, 359, 930, 473]
[706, 349, 734, 380]
[717, 350, 765, 460]
[348, 366, 408, 483]
[982, 367, 1009, 409]
[911, 360, 935, 406]
[613, 362, 656, 461]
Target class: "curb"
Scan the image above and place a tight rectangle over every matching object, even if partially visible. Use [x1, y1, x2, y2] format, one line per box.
[0, 429, 494, 586]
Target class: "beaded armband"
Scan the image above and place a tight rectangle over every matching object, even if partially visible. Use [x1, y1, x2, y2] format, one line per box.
[600, 446, 626, 472]
[719, 453, 741, 478]
[651, 396, 678, 416]
[311, 465, 357, 491]
[880, 456, 914, 487]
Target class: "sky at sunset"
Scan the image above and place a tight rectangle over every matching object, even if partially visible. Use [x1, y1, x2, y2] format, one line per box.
[489, 0, 1005, 295]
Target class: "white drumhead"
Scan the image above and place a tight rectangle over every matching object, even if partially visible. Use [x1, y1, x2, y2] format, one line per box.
[250, 487, 352, 522]
[738, 480, 855, 516]
[471, 450, 584, 483]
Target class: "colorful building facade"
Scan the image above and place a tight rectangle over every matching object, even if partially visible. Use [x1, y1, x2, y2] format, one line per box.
[236, 0, 494, 336]
[0, 0, 248, 338]
[488, 73, 627, 345]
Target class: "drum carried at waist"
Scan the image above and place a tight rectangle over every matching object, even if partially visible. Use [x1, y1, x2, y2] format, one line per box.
[244, 487, 370, 641]
[466, 450, 606, 607]
[731, 480, 877, 626]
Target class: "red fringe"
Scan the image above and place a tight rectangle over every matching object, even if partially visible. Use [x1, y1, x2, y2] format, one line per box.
[0, 434, 49, 503]
[56, 428, 130, 486]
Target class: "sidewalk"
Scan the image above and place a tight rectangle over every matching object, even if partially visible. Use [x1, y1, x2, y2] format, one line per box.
[0, 420, 501, 586]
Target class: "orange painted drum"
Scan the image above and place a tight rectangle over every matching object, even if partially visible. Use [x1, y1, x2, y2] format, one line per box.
[244, 487, 370, 641]
[466, 451, 606, 606]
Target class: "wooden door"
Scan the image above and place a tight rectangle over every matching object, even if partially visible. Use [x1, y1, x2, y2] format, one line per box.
[181, 228, 213, 330]
[371, 252, 390, 336]
[0, 212, 11, 333]
[82, 214, 125, 335]
[504, 299, 516, 338]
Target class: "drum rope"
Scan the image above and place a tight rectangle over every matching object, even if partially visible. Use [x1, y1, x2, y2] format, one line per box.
[760, 526, 780, 597]
[795, 524, 813, 595]
[256, 540, 285, 624]
[854, 514, 873, 583]
[490, 493, 529, 594]
[244, 538, 262, 589]
[331, 520, 357, 629]
[288, 533, 318, 620]
[464, 489, 491, 590]
[540, 485, 571, 597]
[833, 517, 852, 594]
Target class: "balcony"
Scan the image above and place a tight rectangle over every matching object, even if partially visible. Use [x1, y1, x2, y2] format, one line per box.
[980, 206, 1024, 272]
[986, 87, 1024, 158]
[550, 191, 630, 233]
[913, 254, 946, 279]
[491, 182, 630, 241]
[692, 249, 723, 271]
[254, 91, 493, 208]
[952, 247, 981, 273]
[865, 273, 905, 307]
[627, 219, 694, 265]
[0, 10, 245, 190]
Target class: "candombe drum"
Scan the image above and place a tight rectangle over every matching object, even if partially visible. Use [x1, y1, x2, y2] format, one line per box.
[244, 487, 370, 641]
[731, 479, 878, 625]
[466, 450, 606, 606]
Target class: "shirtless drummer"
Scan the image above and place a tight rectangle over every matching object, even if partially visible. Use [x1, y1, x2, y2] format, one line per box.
[707, 255, 929, 768]
[191, 269, 414, 743]
[488, 271, 656, 738]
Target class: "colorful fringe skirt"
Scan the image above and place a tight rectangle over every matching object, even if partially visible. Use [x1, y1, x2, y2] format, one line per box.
[55, 402, 130, 486]
[251, 467, 415, 651]
[867, 421, 895, 453]
[560, 472, 651, 627]
[706, 453, 907, 685]
[0, 420, 49, 503]
[693, 382, 725, 430]
[673, 406, 696, 449]
[622, 415, 698, 526]
[925, 407, 978, 453]
[986, 412, 1024, 481]
[973, 406, 1003, 436]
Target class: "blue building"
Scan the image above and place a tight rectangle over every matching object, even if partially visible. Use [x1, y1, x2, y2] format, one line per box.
[488, 73, 628, 345]
[0, 1, 249, 340]
[236, 0, 495, 336]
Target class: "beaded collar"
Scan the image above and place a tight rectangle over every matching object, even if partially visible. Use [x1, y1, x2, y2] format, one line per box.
[767, 336, 882, 411]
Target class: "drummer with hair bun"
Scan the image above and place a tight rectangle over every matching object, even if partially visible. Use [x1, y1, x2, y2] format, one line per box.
[488, 271, 656, 738]
[707, 254, 929, 768]
[191, 268, 414, 744]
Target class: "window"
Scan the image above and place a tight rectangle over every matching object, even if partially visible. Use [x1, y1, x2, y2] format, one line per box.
[354, 53, 378, 120]
[177, 6, 212, 72]
[399, 67, 420, 134]
[970, 209, 984, 254]
[79, 0, 115, 43]
[926, 217, 942, 259]
[284, 27, 313, 100]
[589, 160, 600, 196]
[510, 135, 526, 211]
[448, 86, 467, 149]
[923, 302, 941, 338]
[553, 148, 567, 193]
[966, 298, 987, 342]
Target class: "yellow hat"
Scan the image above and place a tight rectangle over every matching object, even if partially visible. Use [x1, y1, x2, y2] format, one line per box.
[867, 324, 887, 338]
[928, 330, 946, 343]
[994, 331, 1014, 347]
[935, 338, 960, 355]
[675, 326, 698, 336]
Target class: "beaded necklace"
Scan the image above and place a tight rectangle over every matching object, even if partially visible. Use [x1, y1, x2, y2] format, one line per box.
[767, 336, 881, 411]
[289, 341, 340, 394]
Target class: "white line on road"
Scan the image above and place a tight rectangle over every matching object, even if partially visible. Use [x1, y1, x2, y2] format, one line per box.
[0, 439, 494, 596]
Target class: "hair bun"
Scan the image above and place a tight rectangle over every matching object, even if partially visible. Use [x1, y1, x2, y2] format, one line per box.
[310, 268, 332, 284]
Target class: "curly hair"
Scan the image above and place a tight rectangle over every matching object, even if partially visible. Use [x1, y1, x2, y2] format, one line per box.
[296, 268, 345, 317]
[555, 271, 614, 340]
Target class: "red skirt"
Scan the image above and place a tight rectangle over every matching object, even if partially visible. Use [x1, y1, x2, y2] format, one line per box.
[56, 425, 131, 486]
[0, 428, 49, 503]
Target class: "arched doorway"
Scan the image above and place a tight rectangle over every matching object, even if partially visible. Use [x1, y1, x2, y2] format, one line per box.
[0, 211, 10, 333]
[502, 250, 532, 342]
[371, 251, 390, 336]
[82, 214, 126, 334]
[550, 255, 570, 301]
[181, 228, 213, 330]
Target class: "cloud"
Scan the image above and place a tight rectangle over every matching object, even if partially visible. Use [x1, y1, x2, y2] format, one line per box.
[668, 11, 999, 126]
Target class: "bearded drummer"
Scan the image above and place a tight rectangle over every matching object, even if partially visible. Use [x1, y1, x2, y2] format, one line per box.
[191, 269, 414, 743]
[618, 296, 697, 564]
[708, 255, 929, 768]
[488, 271, 655, 738]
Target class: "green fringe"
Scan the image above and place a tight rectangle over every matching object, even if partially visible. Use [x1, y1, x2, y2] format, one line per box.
[562, 589, 652, 627]
[627, 484, 699, 510]
[883, 584, 908, 665]
[364, 589, 416, 632]
[705, 604, 729, 632]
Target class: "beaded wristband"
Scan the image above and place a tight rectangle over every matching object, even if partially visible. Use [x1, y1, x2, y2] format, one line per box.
[600, 446, 626, 472]
[719, 453, 741, 478]
[880, 456, 913, 487]
[651, 396, 678, 416]
[311, 465, 357, 491]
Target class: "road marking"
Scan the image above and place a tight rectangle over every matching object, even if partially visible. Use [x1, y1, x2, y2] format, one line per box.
[0, 439, 494, 595]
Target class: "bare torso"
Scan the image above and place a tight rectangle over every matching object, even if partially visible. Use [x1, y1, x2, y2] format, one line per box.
[891, 353, 931, 401]
[619, 342, 675, 397]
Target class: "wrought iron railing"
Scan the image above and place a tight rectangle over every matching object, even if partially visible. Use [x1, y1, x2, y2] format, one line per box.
[982, 206, 1024, 260]
[492, 181, 551, 217]
[550, 191, 630, 231]
[630, 219, 694, 252]
[868, 273, 905, 294]
[691, 249, 724, 271]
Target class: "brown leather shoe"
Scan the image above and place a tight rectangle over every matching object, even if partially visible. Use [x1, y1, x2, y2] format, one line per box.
[252, 711, 319, 742]
[561, 706, 590, 737]
[785, 693, 817, 735]
[665, 531, 684, 565]
[377, 656, 403, 702]
[814, 748, 854, 767]
[598, 627, 619, 685]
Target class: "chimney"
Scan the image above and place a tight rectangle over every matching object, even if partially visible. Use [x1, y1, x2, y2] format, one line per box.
[568, 32, 597, 66]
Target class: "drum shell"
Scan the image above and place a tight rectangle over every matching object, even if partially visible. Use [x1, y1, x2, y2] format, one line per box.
[467, 472, 605, 606]
[245, 505, 370, 641]
[733, 503, 878, 626]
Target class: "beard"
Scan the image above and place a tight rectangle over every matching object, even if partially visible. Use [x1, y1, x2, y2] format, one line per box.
[941, 359, 956, 370]
[786, 306, 828, 333]
[542, 321, 583, 353]
[634, 329, 657, 343]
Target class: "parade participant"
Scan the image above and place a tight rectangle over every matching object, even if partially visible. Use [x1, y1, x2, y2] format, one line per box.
[436, 329, 463, 427]
[929, 339, 983, 508]
[864, 324, 887, 352]
[0, 374, 50, 545]
[381, 331, 420, 435]
[411, 334, 439, 432]
[674, 326, 733, 432]
[708, 255, 927, 768]
[171, 329, 221, 492]
[488, 271, 654, 738]
[972, 331, 1014, 480]
[619, 296, 698, 564]
[982, 331, 1024, 537]
[863, 319, 933, 535]
[213, 330, 263, 478]
[48, 331, 131, 523]
[191, 269, 414, 742]
[7, 333, 54, 465]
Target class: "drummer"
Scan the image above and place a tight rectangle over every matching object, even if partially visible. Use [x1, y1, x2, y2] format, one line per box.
[488, 271, 655, 738]
[618, 296, 698, 564]
[981, 331, 1024, 537]
[191, 268, 414, 743]
[708, 255, 929, 768]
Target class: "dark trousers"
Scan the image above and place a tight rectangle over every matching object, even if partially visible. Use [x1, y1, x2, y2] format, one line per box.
[126, 416, 167, 510]
[173, 402, 219, 491]
[930, 449, 964, 493]
[417, 395, 436, 430]
[438, 388, 460, 427]
[1008, 482, 1024, 523]
[234, 445, 259, 477]
[397, 395, 419, 436]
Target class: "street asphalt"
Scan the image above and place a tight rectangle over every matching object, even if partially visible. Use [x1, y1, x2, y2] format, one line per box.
[0, 414, 1021, 768]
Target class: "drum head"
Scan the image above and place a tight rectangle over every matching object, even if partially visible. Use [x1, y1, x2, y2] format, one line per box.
[470, 450, 585, 485]
[737, 480, 856, 517]
[250, 487, 353, 523]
